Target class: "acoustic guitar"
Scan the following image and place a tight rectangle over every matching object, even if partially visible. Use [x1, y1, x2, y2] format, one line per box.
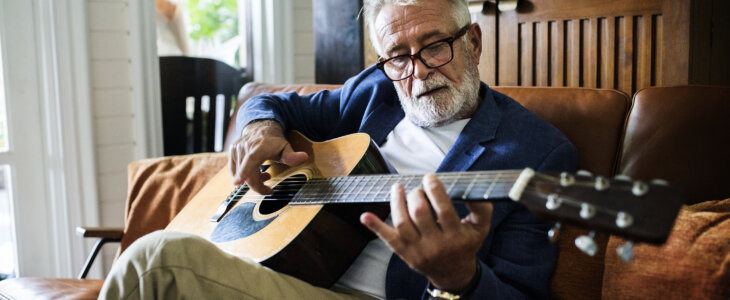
[166, 131, 684, 288]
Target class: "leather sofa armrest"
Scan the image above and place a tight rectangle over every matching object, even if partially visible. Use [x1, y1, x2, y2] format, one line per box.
[76, 227, 124, 239]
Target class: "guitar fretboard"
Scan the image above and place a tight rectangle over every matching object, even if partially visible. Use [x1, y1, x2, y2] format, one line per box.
[290, 170, 522, 204]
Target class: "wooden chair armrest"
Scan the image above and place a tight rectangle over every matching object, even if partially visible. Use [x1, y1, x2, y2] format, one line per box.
[75, 227, 124, 239]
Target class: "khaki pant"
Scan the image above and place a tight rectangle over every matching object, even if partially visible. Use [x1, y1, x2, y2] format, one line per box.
[100, 231, 377, 300]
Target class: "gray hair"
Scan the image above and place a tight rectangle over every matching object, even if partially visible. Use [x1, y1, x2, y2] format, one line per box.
[362, 0, 471, 56]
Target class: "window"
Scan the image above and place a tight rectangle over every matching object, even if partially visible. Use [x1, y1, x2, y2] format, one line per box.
[0, 32, 16, 280]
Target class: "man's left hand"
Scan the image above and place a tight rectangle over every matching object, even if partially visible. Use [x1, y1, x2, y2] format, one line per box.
[361, 174, 493, 292]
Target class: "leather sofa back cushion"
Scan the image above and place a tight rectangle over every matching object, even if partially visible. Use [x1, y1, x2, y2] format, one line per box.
[619, 86, 730, 204]
[602, 198, 730, 299]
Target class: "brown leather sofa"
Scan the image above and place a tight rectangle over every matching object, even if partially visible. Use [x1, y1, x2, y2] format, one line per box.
[1, 84, 728, 299]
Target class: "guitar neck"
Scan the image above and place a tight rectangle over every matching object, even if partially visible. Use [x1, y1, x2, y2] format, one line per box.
[290, 170, 523, 205]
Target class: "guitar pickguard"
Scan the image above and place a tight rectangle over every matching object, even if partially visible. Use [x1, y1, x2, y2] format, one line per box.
[210, 202, 274, 243]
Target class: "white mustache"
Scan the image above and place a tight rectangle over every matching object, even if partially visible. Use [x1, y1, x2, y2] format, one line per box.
[412, 77, 451, 97]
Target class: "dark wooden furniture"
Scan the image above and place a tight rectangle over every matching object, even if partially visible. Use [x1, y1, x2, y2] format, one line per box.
[358, 0, 729, 93]
[313, 0, 364, 84]
[159, 56, 247, 155]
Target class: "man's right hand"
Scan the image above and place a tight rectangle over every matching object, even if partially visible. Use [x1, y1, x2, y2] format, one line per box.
[228, 120, 309, 195]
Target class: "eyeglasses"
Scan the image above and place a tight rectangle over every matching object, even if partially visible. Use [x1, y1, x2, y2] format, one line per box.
[376, 25, 471, 81]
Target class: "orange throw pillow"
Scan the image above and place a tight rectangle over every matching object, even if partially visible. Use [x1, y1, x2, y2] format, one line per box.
[602, 198, 730, 299]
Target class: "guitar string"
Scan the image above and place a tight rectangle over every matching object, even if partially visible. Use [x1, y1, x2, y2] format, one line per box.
[232, 174, 522, 191]
[222, 177, 523, 202]
[239, 178, 522, 195]
[236, 171, 523, 187]
[220, 185, 535, 203]
[228, 174, 521, 194]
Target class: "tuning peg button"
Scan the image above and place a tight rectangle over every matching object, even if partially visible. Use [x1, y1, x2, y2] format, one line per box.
[617, 241, 634, 262]
[548, 222, 561, 243]
[580, 203, 596, 219]
[651, 179, 669, 186]
[576, 170, 593, 177]
[632, 181, 649, 196]
[616, 211, 633, 228]
[594, 176, 610, 191]
[575, 231, 598, 256]
[560, 172, 575, 186]
[614, 174, 631, 181]
[546, 194, 562, 210]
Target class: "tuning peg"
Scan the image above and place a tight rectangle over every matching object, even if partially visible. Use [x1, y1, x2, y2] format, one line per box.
[580, 203, 596, 219]
[546, 194, 562, 210]
[651, 179, 669, 186]
[616, 211, 633, 228]
[560, 172, 575, 186]
[594, 176, 610, 191]
[614, 174, 631, 181]
[632, 181, 649, 196]
[575, 231, 598, 256]
[576, 170, 593, 177]
[548, 222, 561, 243]
[616, 241, 634, 262]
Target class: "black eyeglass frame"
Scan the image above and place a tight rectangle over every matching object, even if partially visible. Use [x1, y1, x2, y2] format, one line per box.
[376, 24, 472, 81]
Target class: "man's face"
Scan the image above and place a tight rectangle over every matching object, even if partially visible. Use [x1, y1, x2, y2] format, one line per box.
[375, 1, 482, 127]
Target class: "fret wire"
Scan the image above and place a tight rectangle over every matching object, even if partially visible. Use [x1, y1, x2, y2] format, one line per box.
[403, 175, 415, 191]
[327, 177, 341, 202]
[483, 172, 502, 199]
[338, 177, 355, 203]
[362, 175, 385, 202]
[463, 173, 478, 199]
[375, 177, 389, 203]
[353, 177, 367, 203]
[445, 173, 460, 194]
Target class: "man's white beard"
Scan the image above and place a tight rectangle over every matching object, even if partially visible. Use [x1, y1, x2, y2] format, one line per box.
[395, 56, 481, 128]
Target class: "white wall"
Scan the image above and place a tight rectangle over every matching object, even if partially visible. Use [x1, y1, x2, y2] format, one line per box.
[86, 0, 137, 275]
[293, 0, 315, 83]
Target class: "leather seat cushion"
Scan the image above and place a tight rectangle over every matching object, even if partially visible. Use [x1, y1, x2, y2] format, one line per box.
[0, 278, 103, 300]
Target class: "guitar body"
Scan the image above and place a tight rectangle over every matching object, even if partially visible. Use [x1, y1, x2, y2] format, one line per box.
[166, 131, 390, 287]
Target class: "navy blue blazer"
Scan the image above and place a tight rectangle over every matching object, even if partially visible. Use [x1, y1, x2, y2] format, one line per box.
[237, 65, 577, 299]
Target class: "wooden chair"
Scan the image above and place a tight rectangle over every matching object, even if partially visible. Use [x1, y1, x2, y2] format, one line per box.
[159, 56, 247, 155]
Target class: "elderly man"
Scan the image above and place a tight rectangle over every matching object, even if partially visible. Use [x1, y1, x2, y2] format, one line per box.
[101, 0, 576, 299]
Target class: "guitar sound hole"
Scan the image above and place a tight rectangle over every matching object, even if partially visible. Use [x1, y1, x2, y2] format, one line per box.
[258, 174, 308, 214]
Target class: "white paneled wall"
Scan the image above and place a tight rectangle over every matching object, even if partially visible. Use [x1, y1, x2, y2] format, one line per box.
[294, 1, 315, 83]
[87, 0, 135, 275]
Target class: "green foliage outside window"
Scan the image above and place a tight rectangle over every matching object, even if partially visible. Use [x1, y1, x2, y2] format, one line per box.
[186, 0, 238, 43]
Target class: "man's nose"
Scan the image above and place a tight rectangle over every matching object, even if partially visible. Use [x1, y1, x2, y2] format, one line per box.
[412, 58, 434, 80]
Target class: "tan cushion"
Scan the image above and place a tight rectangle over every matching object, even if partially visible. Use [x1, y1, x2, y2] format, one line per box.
[0, 278, 103, 300]
[120, 152, 228, 255]
[602, 198, 730, 299]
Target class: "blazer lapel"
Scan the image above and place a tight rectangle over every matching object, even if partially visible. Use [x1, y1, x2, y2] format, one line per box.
[437, 84, 501, 172]
[359, 102, 405, 146]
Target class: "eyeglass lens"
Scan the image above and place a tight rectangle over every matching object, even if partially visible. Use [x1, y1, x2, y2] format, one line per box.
[383, 41, 453, 80]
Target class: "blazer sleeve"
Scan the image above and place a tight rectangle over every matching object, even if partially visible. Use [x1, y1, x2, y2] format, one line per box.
[235, 66, 393, 141]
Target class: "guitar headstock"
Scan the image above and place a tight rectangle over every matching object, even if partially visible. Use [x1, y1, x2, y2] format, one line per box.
[511, 169, 684, 260]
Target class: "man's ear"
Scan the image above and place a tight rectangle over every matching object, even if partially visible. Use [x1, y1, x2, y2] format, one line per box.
[468, 23, 483, 63]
